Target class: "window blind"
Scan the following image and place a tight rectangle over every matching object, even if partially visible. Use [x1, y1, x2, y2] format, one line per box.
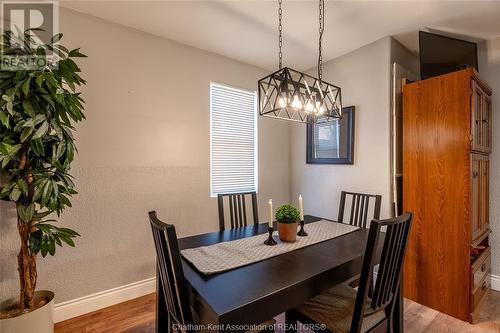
[313, 120, 340, 158]
[210, 83, 257, 197]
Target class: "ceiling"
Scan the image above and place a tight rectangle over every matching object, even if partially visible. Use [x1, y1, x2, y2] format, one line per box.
[60, 0, 500, 71]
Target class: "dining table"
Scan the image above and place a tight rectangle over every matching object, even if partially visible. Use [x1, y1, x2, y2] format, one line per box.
[156, 215, 403, 332]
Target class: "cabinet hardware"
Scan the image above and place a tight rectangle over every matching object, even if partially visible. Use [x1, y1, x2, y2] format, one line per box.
[481, 264, 486, 272]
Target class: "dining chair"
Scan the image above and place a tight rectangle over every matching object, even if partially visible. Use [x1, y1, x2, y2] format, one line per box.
[339, 191, 382, 288]
[285, 212, 413, 333]
[149, 211, 194, 333]
[338, 191, 382, 228]
[149, 211, 275, 333]
[217, 191, 258, 231]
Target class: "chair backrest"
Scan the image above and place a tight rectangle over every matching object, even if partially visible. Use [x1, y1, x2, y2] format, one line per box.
[350, 212, 413, 333]
[338, 191, 382, 228]
[217, 192, 259, 231]
[149, 211, 193, 331]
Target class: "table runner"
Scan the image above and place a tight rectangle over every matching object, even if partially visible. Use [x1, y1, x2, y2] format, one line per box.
[181, 220, 359, 275]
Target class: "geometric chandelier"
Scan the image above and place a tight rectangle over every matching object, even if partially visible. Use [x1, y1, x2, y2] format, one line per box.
[258, 0, 342, 124]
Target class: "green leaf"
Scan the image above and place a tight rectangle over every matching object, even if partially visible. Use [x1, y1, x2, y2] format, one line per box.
[66, 142, 74, 163]
[0, 183, 13, 198]
[55, 141, 66, 160]
[47, 237, 56, 256]
[59, 227, 80, 237]
[26, 203, 35, 221]
[20, 126, 34, 142]
[23, 118, 35, 128]
[1, 156, 11, 168]
[52, 121, 63, 140]
[17, 205, 28, 222]
[32, 121, 49, 140]
[51, 33, 63, 44]
[6, 102, 13, 115]
[59, 234, 75, 247]
[9, 187, 21, 201]
[33, 114, 46, 125]
[33, 211, 52, 220]
[22, 77, 31, 96]
[54, 235, 62, 246]
[33, 179, 46, 202]
[17, 203, 35, 222]
[52, 180, 59, 199]
[22, 100, 35, 117]
[35, 74, 44, 87]
[30, 138, 44, 156]
[29, 230, 42, 254]
[17, 179, 28, 194]
[68, 48, 87, 58]
[41, 179, 53, 205]
[41, 238, 48, 257]
[0, 111, 9, 128]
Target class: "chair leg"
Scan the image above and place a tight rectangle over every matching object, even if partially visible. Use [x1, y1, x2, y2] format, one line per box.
[384, 301, 396, 333]
[285, 311, 298, 333]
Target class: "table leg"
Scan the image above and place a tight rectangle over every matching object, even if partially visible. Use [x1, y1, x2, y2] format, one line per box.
[156, 266, 169, 333]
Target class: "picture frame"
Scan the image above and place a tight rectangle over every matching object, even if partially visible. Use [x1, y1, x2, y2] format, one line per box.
[306, 106, 355, 164]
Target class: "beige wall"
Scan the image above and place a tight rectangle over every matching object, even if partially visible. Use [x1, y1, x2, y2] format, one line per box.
[289, 37, 393, 221]
[0, 8, 291, 303]
[478, 37, 500, 277]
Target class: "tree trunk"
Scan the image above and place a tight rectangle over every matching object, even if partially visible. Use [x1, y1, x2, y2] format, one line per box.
[17, 215, 37, 310]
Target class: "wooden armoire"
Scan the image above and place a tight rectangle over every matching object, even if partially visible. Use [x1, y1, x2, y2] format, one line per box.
[402, 68, 492, 323]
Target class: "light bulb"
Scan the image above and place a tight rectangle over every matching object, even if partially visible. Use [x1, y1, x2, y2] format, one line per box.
[315, 101, 322, 113]
[291, 95, 302, 109]
[278, 91, 289, 108]
[305, 101, 314, 112]
[278, 96, 287, 108]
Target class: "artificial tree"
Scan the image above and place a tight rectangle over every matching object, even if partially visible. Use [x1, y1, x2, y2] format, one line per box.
[0, 30, 86, 312]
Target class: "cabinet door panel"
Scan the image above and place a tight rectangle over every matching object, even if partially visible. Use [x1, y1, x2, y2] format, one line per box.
[483, 96, 492, 153]
[471, 82, 483, 152]
[471, 155, 481, 240]
[481, 158, 490, 233]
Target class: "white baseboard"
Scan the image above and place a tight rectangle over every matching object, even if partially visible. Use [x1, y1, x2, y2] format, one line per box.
[54, 277, 156, 323]
[490, 274, 500, 292]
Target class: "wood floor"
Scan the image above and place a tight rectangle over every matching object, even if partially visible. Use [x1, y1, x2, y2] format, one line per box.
[55, 291, 500, 333]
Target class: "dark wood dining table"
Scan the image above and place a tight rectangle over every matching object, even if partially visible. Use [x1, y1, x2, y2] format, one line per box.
[157, 215, 403, 332]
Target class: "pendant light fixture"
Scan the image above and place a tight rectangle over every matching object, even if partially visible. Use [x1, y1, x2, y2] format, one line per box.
[258, 0, 342, 124]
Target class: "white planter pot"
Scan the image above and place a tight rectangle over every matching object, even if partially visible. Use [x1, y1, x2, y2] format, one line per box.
[0, 291, 54, 333]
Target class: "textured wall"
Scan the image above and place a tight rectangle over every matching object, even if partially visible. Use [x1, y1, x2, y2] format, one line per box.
[289, 37, 393, 221]
[0, 9, 291, 303]
[478, 37, 500, 276]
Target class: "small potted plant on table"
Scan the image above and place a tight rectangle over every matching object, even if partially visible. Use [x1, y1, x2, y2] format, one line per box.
[275, 204, 300, 242]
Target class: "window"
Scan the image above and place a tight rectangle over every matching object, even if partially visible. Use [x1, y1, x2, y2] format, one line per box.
[210, 82, 257, 197]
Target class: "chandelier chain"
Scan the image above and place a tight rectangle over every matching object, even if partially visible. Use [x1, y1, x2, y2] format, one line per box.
[278, 0, 283, 69]
[318, 0, 324, 81]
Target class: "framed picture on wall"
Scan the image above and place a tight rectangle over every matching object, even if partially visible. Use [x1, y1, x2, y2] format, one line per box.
[306, 106, 355, 164]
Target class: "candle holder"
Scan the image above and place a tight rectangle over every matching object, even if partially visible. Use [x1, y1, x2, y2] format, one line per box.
[297, 220, 308, 237]
[264, 227, 277, 246]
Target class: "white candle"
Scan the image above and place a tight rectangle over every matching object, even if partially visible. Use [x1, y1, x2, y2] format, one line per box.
[299, 195, 304, 221]
[268, 199, 273, 228]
